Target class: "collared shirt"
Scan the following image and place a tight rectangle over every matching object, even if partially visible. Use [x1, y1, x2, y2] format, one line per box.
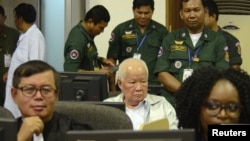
[4, 24, 46, 118]
[64, 21, 99, 71]
[153, 27, 229, 106]
[103, 93, 179, 130]
[126, 100, 150, 130]
[107, 19, 168, 85]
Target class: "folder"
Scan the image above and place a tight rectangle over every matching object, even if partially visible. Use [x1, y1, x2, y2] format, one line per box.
[139, 118, 169, 130]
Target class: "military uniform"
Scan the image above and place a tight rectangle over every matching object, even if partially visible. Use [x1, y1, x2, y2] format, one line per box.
[219, 27, 242, 66]
[0, 25, 19, 106]
[107, 19, 168, 85]
[154, 27, 229, 106]
[64, 21, 100, 71]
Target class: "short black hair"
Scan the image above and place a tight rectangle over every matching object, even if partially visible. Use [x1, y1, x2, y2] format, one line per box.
[180, 0, 206, 9]
[204, 0, 219, 21]
[14, 3, 36, 24]
[0, 5, 5, 16]
[133, 0, 154, 11]
[84, 5, 110, 24]
[12, 60, 60, 94]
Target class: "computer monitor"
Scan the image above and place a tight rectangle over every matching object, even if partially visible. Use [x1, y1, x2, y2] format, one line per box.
[148, 84, 164, 95]
[64, 129, 195, 141]
[59, 71, 108, 101]
[82, 101, 125, 112]
[0, 118, 18, 141]
[0, 127, 3, 140]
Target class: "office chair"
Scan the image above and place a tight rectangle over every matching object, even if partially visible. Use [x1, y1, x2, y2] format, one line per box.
[0, 106, 14, 118]
[55, 101, 133, 130]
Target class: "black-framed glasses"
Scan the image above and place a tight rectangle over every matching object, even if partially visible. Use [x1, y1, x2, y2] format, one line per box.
[16, 86, 57, 98]
[203, 100, 243, 117]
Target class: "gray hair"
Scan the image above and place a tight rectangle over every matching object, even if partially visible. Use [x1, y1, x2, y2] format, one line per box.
[116, 58, 149, 83]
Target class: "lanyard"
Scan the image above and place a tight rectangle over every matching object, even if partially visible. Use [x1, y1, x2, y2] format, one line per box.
[136, 33, 147, 51]
[188, 45, 202, 67]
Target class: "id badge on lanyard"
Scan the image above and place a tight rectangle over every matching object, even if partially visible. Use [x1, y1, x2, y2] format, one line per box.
[133, 53, 141, 59]
[182, 68, 193, 82]
[134, 33, 146, 59]
[182, 46, 202, 82]
[4, 53, 12, 67]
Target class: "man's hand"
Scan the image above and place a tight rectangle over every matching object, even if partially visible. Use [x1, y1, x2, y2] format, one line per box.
[18, 116, 44, 141]
[101, 58, 115, 67]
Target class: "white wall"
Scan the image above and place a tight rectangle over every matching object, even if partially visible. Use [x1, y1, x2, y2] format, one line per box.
[86, 0, 166, 58]
[42, 0, 85, 71]
[41, 0, 65, 71]
[218, 15, 250, 72]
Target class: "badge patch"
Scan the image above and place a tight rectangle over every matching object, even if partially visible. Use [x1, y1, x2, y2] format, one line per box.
[235, 42, 241, 55]
[126, 47, 132, 53]
[204, 34, 208, 38]
[175, 61, 182, 69]
[182, 33, 186, 37]
[158, 46, 163, 57]
[70, 50, 79, 60]
[125, 30, 132, 34]
[170, 45, 187, 51]
[174, 40, 184, 45]
[109, 33, 115, 42]
[224, 46, 229, 62]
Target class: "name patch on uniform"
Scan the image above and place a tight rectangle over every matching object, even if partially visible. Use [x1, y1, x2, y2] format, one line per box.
[70, 50, 79, 60]
[170, 45, 187, 52]
[122, 34, 136, 39]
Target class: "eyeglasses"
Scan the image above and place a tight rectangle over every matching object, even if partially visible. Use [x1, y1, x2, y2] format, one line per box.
[16, 86, 57, 98]
[203, 100, 242, 117]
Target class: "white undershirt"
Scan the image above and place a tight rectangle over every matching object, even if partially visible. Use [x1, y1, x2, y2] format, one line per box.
[189, 32, 202, 47]
[126, 101, 146, 130]
[33, 133, 44, 141]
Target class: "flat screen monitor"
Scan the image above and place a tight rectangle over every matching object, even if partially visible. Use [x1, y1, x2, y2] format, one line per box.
[59, 71, 108, 101]
[0, 127, 3, 140]
[82, 101, 125, 112]
[0, 118, 18, 141]
[148, 84, 164, 95]
[64, 129, 195, 141]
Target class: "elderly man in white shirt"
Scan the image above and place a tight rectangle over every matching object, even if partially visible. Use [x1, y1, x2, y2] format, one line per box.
[104, 58, 178, 130]
[4, 3, 46, 118]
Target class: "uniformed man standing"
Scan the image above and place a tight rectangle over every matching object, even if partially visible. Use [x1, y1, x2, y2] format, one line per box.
[64, 5, 114, 89]
[0, 5, 20, 106]
[154, 0, 229, 106]
[107, 0, 168, 91]
[204, 0, 242, 70]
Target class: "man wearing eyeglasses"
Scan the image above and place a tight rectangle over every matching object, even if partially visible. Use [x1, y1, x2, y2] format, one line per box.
[11, 60, 92, 141]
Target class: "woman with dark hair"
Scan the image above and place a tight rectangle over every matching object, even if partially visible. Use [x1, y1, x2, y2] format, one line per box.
[175, 66, 250, 141]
